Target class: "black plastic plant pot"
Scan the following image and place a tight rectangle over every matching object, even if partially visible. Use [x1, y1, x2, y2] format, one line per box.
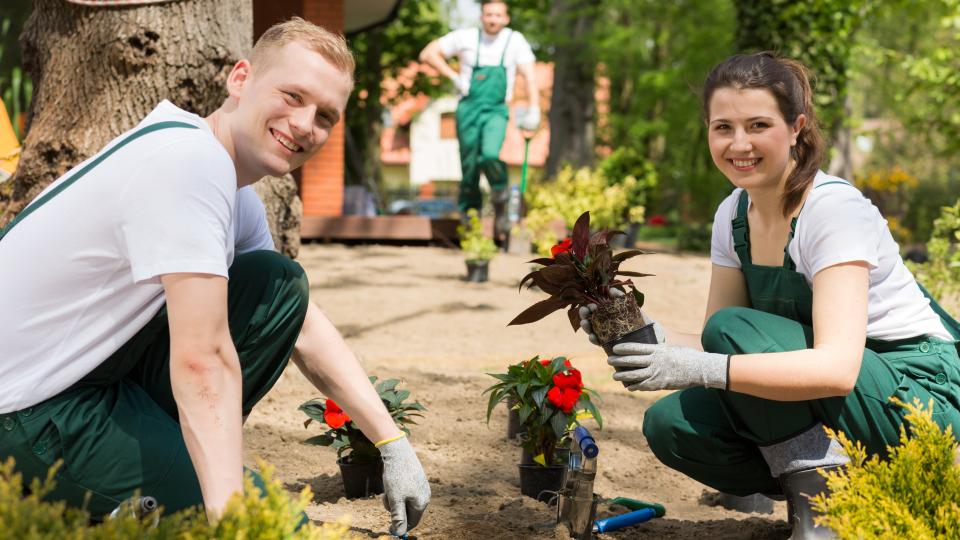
[337, 457, 384, 499]
[465, 260, 489, 282]
[520, 446, 570, 466]
[518, 463, 567, 503]
[602, 322, 659, 357]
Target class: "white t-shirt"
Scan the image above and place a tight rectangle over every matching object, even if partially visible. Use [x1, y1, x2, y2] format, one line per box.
[438, 27, 535, 101]
[711, 170, 952, 342]
[0, 100, 275, 413]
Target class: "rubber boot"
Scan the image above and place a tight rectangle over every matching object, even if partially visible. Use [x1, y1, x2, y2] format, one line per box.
[780, 466, 840, 540]
[491, 188, 510, 250]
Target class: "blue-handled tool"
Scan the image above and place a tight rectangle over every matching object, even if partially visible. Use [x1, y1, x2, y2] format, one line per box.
[592, 507, 658, 533]
[573, 426, 599, 459]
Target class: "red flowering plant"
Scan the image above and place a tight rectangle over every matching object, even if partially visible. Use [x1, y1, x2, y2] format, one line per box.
[510, 211, 654, 352]
[484, 355, 602, 466]
[299, 376, 425, 464]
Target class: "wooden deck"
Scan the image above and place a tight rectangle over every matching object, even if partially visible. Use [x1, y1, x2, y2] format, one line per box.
[300, 216, 462, 244]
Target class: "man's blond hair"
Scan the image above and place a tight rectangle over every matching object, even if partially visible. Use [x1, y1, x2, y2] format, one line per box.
[250, 17, 355, 82]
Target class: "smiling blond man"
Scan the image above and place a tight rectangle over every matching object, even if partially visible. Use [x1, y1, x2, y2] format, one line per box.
[0, 18, 428, 536]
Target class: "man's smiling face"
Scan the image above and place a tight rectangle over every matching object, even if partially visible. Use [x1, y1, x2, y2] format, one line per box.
[231, 41, 353, 182]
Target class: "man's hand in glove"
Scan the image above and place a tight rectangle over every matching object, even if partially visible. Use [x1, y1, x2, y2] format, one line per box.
[379, 436, 430, 537]
[518, 106, 541, 132]
[608, 342, 730, 391]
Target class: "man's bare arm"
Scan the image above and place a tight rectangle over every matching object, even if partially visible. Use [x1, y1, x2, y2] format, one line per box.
[292, 302, 400, 442]
[419, 39, 463, 89]
[161, 273, 244, 519]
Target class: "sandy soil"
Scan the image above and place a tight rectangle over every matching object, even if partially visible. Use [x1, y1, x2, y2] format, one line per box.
[243, 243, 791, 539]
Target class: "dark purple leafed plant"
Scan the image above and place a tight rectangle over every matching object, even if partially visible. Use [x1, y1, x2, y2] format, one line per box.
[508, 211, 652, 332]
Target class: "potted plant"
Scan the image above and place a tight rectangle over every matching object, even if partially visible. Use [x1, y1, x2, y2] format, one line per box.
[484, 356, 602, 502]
[508, 211, 656, 354]
[458, 208, 497, 282]
[299, 376, 426, 499]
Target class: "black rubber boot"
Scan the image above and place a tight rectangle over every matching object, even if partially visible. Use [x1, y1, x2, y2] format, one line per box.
[491, 188, 510, 250]
[780, 466, 840, 539]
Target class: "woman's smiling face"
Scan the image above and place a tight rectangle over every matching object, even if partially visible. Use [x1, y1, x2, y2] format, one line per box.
[707, 86, 805, 191]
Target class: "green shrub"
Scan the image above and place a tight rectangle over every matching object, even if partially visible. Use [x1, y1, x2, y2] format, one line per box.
[525, 165, 650, 255]
[909, 199, 960, 314]
[456, 209, 497, 262]
[812, 398, 960, 539]
[0, 457, 361, 539]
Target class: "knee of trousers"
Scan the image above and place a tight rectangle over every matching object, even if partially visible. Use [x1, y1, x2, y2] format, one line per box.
[231, 250, 310, 321]
[479, 155, 503, 169]
[701, 306, 758, 354]
[642, 398, 683, 467]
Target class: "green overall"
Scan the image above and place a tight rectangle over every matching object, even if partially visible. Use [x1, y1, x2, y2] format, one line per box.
[0, 122, 309, 518]
[642, 183, 960, 496]
[455, 29, 512, 214]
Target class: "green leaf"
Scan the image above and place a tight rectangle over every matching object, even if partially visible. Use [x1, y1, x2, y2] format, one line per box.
[519, 403, 533, 424]
[531, 386, 548, 408]
[517, 382, 529, 398]
[377, 378, 401, 394]
[550, 411, 570, 439]
[583, 397, 603, 430]
[304, 434, 336, 446]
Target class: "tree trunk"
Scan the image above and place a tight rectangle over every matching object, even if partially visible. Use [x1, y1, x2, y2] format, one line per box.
[1, 0, 302, 257]
[545, 0, 598, 178]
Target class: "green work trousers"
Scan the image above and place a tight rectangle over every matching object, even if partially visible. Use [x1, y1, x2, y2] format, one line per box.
[0, 250, 309, 518]
[455, 101, 509, 213]
[642, 306, 960, 496]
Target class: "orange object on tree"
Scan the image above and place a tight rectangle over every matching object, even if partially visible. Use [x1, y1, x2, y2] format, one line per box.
[0, 101, 21, 181]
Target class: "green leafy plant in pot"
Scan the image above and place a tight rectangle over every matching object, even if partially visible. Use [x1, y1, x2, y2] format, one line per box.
[508, 211, 656, 355]
[300, 376, 425, 499]
[484, 355, 602, 502]
[458, 208, 497, 282]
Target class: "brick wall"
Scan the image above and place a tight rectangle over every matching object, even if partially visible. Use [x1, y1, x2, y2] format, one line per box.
[254, 0, 346, 217]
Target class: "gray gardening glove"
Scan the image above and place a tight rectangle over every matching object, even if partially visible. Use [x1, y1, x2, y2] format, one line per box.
[577, 289, 665, 345]
[608, 342, 729, 391]
[380, 437, 430, 537]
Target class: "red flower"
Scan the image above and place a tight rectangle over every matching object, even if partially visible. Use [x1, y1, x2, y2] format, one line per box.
[551, 237, 573, 257]
[323, 399, 350, 429]
[547, 385, 582, 413]
[547, 368, 584, 413]
[647, 214, 667, 227]
[553, 368, 583, 390]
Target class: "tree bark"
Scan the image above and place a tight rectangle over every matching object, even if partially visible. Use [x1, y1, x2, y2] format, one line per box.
[1, 0, 302, 256]
[545, 0, 598, 178]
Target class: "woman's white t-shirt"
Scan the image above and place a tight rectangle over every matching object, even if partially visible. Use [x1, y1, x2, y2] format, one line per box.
[710, 170, 952, 341]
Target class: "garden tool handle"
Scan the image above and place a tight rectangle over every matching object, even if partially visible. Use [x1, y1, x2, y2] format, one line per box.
[592, 507, 658, 533]
[573, 426, 599, 458]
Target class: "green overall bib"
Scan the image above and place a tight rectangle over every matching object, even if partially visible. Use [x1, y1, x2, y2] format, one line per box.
[642, 183, 960, 496]
[455, 29, 512, 214]
[0, 122, 309, 518]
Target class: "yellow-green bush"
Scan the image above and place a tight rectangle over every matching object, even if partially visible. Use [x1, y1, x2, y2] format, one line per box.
[524, 165, 652, 255]
[0, 458, 363, 539]
[909, 199, 960, 314]
[812, 399, 960, 539]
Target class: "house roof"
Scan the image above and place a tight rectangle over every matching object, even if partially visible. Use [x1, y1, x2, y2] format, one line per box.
[381, 62, 554, 168]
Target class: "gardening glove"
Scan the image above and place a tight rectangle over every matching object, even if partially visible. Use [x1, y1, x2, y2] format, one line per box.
[379, 436, 430, 537]
[578, 289, 665, 345]
[608, 342, 729, 391]
[518, 106, 541, 132]
[452, 74, 471, 96]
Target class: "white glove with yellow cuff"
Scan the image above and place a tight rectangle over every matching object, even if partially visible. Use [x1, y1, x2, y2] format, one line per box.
[377, 433, 430, 537]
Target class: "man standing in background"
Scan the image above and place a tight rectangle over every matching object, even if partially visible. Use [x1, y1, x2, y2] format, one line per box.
[420, 0, 540, 247]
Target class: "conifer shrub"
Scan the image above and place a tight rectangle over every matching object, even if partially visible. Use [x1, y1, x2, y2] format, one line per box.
[0, 457, 362, 539]
[812, 398, 960, 539]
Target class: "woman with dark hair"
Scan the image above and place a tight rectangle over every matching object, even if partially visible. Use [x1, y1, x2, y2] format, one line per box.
[582, 52, 960, 539]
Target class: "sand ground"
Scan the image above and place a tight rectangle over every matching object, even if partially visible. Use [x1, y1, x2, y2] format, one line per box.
[243, 243, 791, 539]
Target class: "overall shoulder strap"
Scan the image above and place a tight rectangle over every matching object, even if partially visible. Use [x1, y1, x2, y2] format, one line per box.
[731, 190, 751, 265]
[499, 29, 514, 66]
[474, 28, 482, 66]
[0, 120, 199, 242]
